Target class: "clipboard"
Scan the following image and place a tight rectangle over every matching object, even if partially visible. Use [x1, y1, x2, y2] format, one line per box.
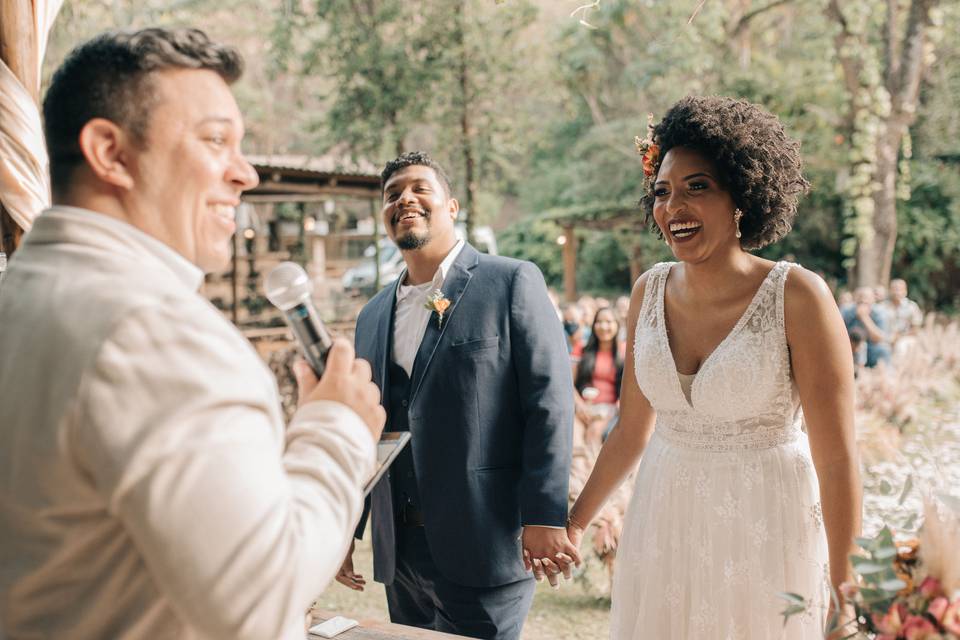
[363, 432, 411, 496]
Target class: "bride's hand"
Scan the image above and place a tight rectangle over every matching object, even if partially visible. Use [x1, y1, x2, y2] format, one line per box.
[566, 516, 585, 552]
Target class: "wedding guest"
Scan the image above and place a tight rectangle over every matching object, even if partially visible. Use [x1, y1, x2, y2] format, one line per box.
[837, 289, 854, 313]
[615, 295, 631, 342]
[573, 307, 625, 446]
[561, 302, 586, 362]
[884, 278, 923, 356]
[848, 326, 867, 376]
[842, 286, 892, 368]
[0, 28, 384, 640]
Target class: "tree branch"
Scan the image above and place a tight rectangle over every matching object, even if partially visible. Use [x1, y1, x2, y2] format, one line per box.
[892, 0, 939, 125]
[825, 0, 863, 130]
[730, 0, 796, 38]
[884, 0, 902, 95]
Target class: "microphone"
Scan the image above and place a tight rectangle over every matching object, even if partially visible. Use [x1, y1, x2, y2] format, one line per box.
[265, 262, 333, 376]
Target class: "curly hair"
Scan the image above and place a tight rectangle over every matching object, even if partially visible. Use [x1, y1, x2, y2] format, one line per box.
[381, 151, 452, 198]
[639, 96, 809, 250]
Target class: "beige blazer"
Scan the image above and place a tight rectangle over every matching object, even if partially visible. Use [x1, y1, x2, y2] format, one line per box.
[0, 207, 374, 640]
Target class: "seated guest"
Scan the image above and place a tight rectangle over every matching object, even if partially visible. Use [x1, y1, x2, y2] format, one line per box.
[842, 286, 891, 368]
[848, 326, 867, 376]
[837, 289, 854, 314]
[0, 28, 385, 640]
[561, 302, 586, 362]
[884, 278, 923, 355]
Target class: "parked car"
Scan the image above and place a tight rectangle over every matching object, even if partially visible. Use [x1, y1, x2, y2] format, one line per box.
[341, 223, 497, 294]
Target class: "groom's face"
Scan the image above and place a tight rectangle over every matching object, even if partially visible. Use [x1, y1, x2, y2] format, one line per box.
[381, 165, 458, 251]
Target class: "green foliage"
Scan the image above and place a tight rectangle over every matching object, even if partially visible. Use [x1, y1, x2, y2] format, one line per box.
[42, 0, 960, 306]
[891, 160, 960, 310]
[577, 230, 631, 293]
[496, 218, 564, 286]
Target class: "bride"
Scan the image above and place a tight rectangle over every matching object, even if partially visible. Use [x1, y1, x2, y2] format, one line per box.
[566, 96, 861, 639]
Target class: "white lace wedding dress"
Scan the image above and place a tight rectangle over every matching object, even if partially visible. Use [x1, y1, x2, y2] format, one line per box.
[610, 261, 829, 639]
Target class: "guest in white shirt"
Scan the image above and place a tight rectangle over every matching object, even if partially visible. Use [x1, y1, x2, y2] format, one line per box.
[884, 278, 924, 357]
[0, 28, 385, 640]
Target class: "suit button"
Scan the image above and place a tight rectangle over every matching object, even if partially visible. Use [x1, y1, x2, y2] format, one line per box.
[401, 399, 408, 408]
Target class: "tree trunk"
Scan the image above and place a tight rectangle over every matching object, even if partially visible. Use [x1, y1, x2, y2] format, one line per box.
[827, 0, 940, 287]
[456, 0, 475, 244]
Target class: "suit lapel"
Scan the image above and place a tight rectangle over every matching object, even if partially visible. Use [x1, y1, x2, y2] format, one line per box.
[372, 279, 400, 405]
[408, 244, 479, 404]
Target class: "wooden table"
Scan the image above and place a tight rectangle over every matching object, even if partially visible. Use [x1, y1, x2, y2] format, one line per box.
[310, 610, 467, 639]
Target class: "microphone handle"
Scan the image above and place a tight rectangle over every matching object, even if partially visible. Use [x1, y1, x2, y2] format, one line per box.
[284, 300, 333, 376]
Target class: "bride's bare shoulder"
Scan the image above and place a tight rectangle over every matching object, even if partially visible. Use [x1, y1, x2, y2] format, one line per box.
[783, 265, 841, 329]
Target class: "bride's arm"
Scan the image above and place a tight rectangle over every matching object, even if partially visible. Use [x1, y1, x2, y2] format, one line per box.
[785, 267, 861, 594]
[568, 273, 657, 536]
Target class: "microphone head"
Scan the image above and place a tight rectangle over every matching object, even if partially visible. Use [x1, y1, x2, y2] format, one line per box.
[265, 262, 312, 311]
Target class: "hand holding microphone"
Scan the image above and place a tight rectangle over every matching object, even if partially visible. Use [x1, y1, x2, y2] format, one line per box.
[266, 262, 333, 376]
[267, 263, 385, 439]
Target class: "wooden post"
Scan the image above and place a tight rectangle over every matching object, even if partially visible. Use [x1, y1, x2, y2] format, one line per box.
[562, 225, 577, 302]
[0, 0, 42, 258]
[371, 198, 381, 291]
[0, 1, 40, 103]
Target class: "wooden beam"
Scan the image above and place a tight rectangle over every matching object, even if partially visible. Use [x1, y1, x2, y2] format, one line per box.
[562, 225, 577, 302]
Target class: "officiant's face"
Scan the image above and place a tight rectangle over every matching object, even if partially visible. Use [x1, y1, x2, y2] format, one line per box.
[652, 146, 740, 264]
[121, 69, 259, 272]
[381, 165, 458, 251]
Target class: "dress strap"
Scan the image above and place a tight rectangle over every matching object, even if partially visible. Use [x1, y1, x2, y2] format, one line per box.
[638, 262, 673, 329]
[773, 261, 798, 331]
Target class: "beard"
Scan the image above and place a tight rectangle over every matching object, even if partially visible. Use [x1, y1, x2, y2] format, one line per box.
[396, 230, 431, 250]
[393, 210, 432, 250]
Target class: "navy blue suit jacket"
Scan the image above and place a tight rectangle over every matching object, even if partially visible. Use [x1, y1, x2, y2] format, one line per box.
[354, 243, 573, 588]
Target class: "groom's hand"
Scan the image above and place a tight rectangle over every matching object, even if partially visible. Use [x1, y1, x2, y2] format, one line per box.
[522, 526, 582, 587]
[335, 539, 366, 591]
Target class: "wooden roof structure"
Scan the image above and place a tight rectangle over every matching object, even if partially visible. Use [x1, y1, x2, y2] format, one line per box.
[244, 154, 382, 203]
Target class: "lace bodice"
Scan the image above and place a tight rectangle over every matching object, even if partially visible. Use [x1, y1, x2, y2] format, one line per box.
[634, 261, 803, 451]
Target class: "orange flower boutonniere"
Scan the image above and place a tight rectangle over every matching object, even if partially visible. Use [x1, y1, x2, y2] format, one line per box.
[424, 289, 451, 328]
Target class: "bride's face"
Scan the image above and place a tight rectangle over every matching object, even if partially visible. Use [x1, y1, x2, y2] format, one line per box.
[652, 146, 741, 264]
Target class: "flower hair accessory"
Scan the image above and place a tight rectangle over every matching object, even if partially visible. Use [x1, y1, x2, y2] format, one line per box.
[635, 113, 660, 191]
[424, 289, 451, 328]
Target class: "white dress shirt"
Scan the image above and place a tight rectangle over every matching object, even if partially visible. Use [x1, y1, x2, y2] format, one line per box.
[392, 239, 464, 376]
[0, 207, 376, 640]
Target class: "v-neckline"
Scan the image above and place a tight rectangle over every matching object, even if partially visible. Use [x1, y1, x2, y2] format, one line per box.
[658, 261, 781, 409]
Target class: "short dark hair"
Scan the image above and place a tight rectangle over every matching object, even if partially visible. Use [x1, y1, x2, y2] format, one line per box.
[381, 151, 453, 198]
[640, 95, 810, 250]
[43, 27, 243, 193]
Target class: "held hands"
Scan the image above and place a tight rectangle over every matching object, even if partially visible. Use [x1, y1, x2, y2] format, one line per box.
[521, 525, 582, 589]
[293, 339, 386, 442]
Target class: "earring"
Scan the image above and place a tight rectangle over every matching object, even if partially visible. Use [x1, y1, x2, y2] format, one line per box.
[734, 208, 743, 239]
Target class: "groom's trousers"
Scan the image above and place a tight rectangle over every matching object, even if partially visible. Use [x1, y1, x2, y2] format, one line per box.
[384, 360, 535, 640]
[386, 525, 535, 640]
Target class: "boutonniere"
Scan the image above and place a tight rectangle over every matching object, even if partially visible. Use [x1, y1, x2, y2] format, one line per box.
[424, 289, 451, 329]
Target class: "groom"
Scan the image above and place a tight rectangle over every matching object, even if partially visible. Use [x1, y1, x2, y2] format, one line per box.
[342, 151, 577, 639]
